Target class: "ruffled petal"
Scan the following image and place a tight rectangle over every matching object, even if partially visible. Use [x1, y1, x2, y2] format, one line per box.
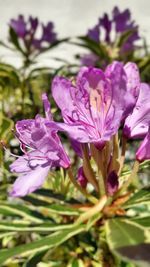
[10, 165, 50, 197]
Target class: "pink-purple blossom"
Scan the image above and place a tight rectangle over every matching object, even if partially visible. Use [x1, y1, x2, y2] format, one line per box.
[52, 62, 138, 148]
[124, 83, 150, 139]
[10, 94, 70, 197]
[136, 128, 150, 162]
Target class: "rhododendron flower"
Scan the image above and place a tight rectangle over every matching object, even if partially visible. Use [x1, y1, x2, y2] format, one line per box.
[9, 15, 57, 53]
[82, 7, 139, 66]
[87, 6, 139, 48]
[136, 129, 150, 162]
[124, 83, 150, 139]
[10, 94, 70, 197]
[52, 62, 137, 148]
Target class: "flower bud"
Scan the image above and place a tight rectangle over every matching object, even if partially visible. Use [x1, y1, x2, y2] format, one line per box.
[107, 170, 119, 196]
[77, 167, 88, 188]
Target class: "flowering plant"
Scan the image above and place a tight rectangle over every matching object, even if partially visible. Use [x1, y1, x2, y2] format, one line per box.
[77, 7, 140, 67]
[0, 7, 150, 267]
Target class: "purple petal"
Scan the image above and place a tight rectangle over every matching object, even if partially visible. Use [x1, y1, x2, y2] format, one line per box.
[42, 93, 53, 120]
[80, 53, 98, 67]
[113, 7, 131, 32]
[52, 76, 76, 123]
[124, 62, 140, 99]
[10, 165, 50, 197]
[87, 24, 100, 42]
[10, 15, 27, 38]
[10, 157, 31, 173]
[124, 83, 150, 138]
[136, 130, 150, 162]
[70, 139, 82, 158]
[99, 13, 112, 43]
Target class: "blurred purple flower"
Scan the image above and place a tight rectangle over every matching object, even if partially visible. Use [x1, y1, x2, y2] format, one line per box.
[10, 15, 27, 38]
[52, 62, 134, 148]
[113, 7, 131, 32]
[77, 166, 88, 188]
[82, 7, 140, 66]
[87, 24, 100, 42]
[136, 129, 150, 162]
[41, 22, 57, 43]
[10, 94, 70, 197]
[99, 13, 112, 43]
[9, 15, 57, 53]
[124, 83, 150, 139]
[80, 53, 98, 67]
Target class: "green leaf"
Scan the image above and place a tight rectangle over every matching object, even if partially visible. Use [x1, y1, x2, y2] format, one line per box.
[76, 36, 109, 59]
[0, 224, 85, 265]
[23, 251, 46, 267]
[68, 258, 84, 267]
[0, 221, 77, 232]
[131, 217, 150, 228]
[0, 202, 46, 223]
[106, 218, 150, 266]
[0, 116, 14, 140]
[9, 27, 25, 54]
[123, 187, 150, 209]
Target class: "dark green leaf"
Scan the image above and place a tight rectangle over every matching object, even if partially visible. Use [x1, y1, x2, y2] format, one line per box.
[123, 187, 150, 209]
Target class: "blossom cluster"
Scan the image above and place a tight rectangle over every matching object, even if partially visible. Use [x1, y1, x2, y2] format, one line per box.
[9, 15, 57, 54]
[10, 61, 150, 197]
[81, 7, 140, 66]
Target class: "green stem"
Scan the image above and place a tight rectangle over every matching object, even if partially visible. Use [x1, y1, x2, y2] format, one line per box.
[67, 168, 98, 204]
[118, 135, 127, 175]
[75, 195, 107, 225]
[116, 160, 140, 197]
[82, 144, 99, 192]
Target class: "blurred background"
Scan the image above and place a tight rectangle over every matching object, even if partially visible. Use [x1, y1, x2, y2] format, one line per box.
[0, 0, 150, 67]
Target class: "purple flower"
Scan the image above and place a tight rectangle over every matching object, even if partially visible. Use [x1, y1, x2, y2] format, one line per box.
[107, 170, 119, 196]
[80, 53, 98, 67]
[9, 15, 57, 54]
[124, 83, 150, 139]
[10, 15, 27, 38]
[41, 22, 57, 43]
[136, 129, 150, 162]
[77, 167, 88, 188]
[87, 24, 100, 42]
[99, 13, 112, 43]
[10, 94, 70, 197]
[82, 7, 140, 67]
[52, 62, 134, 148]
[113, 7, 131, 32]
[29, 16, 38, 31]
